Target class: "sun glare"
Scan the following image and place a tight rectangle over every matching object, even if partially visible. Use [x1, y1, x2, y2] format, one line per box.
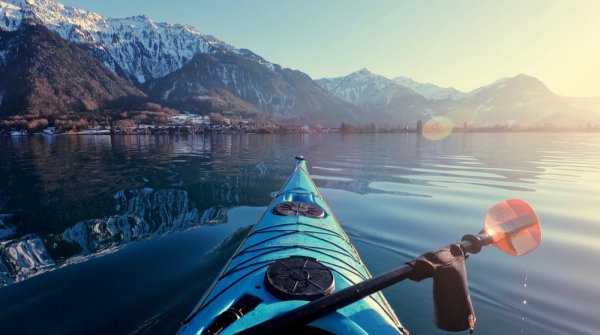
[421, 117, 454, 141]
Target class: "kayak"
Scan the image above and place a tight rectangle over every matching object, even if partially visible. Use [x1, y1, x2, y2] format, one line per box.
[178, 157, 407, 335]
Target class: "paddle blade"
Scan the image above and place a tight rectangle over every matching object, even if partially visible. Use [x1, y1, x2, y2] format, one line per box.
[483, 199, 541, 256]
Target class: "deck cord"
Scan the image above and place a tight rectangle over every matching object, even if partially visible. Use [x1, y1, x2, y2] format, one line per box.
[183, 222, 399, 327]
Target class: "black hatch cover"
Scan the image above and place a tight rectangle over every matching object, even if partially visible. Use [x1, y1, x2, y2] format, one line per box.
[265, 256, 335, 301]
[273, 201, 325, 219]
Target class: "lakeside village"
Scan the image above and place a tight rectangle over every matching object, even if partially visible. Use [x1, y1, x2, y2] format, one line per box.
[2, 104, 600, 136]
[0, 104, 418, 136]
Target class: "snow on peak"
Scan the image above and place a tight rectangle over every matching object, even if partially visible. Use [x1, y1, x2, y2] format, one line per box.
[394, 76, 466, 100]
[0, 1, 25, 30]
[0, 0, 271, 84]
[316, 69, 419, 107]
[319, 68, 395, 92]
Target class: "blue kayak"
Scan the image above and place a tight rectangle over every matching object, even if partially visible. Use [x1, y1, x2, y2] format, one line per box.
[178, 157, 407, 334]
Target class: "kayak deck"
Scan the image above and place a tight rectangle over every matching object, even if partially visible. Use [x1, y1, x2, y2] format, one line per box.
[179, 158, 405, 334]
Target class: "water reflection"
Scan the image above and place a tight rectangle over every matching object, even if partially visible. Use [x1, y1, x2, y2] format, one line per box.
[0, 133, 599, 335]
[0, 134, 595, 283]
[0, 135, 287, 286]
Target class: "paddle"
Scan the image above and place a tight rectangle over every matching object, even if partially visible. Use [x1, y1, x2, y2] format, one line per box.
[237, 199, 541, 335]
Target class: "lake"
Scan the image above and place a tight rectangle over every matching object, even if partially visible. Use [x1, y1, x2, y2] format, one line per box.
[0, 133, 598, 334]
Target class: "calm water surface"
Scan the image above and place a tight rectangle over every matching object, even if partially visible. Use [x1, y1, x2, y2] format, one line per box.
[0, 133, 598, 334]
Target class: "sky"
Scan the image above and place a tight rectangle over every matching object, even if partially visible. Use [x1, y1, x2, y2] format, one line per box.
[61, 0, 600, 96]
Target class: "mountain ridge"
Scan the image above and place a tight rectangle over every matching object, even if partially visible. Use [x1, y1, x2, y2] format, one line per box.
[393, 76, 466, 101]
[0, 0, 597, 127]
[446, 73, 598, 127]
[315, 68, 431, 124]
[318, 70, 599, 127]
[0, 0, 243, 84]
[0, 0, 358, 124]
[145, 51, 360, 125]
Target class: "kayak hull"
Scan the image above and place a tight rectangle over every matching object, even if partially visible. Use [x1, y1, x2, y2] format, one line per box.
[179, 158, 405, 334]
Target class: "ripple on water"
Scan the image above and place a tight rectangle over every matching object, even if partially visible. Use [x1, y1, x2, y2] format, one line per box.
[0, 133, 599, 334]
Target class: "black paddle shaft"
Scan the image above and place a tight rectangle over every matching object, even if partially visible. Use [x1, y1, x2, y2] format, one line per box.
[236, 239, 480, 335]
[236, 265, 413, 334]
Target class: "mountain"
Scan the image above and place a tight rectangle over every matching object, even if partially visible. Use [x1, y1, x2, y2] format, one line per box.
[319, 70, 599, 127]
[1, 0, 597, 126]
[145, 51, 359, 125]
[446, 74, 598, 127]
[0, 23, 145, 117]
[184, 88, 268, 122]
[393, 76, 466, 101]
[0, 0, 355, 124]
[0, 0, 240, 85]
[316, 69, 430, 124]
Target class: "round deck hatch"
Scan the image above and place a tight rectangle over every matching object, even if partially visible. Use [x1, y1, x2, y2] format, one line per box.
[273, 201, 325, 219]
[265, 256, 335, 301]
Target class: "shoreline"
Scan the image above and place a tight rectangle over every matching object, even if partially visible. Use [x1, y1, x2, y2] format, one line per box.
[3, 128, 600, 137]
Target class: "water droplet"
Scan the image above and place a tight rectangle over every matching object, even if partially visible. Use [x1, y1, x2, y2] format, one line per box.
[523, 299, 527, 305]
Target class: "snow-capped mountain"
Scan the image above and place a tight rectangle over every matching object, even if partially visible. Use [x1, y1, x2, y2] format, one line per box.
[318, 70, 599, 126]
[0, 0, 263, 84]
[145, 52, 359, 124]
[394, 76, 466, 101]
[1, 0, 596, 126]
[0, 0, 356, 121]
[316, 68, 407, 106]
[316, 68, 432, 123]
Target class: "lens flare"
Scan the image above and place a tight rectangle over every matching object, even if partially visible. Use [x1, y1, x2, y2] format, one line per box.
[421, 117, 454, 141]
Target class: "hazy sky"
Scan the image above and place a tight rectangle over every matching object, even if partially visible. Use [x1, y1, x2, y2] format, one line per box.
[61, 0, 600, 96]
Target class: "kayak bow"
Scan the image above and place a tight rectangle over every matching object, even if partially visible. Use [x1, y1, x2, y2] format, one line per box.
[178, 157, 407, 335]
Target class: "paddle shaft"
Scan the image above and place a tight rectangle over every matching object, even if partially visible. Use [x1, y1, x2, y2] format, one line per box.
[236, 265, 413, 335]
[236, 239, 478, 334]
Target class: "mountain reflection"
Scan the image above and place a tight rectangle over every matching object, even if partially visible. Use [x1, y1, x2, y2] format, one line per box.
[0, 134, 287, 286]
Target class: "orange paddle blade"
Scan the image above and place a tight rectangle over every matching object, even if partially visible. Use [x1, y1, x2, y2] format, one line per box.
[483, 199, 541, 256]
